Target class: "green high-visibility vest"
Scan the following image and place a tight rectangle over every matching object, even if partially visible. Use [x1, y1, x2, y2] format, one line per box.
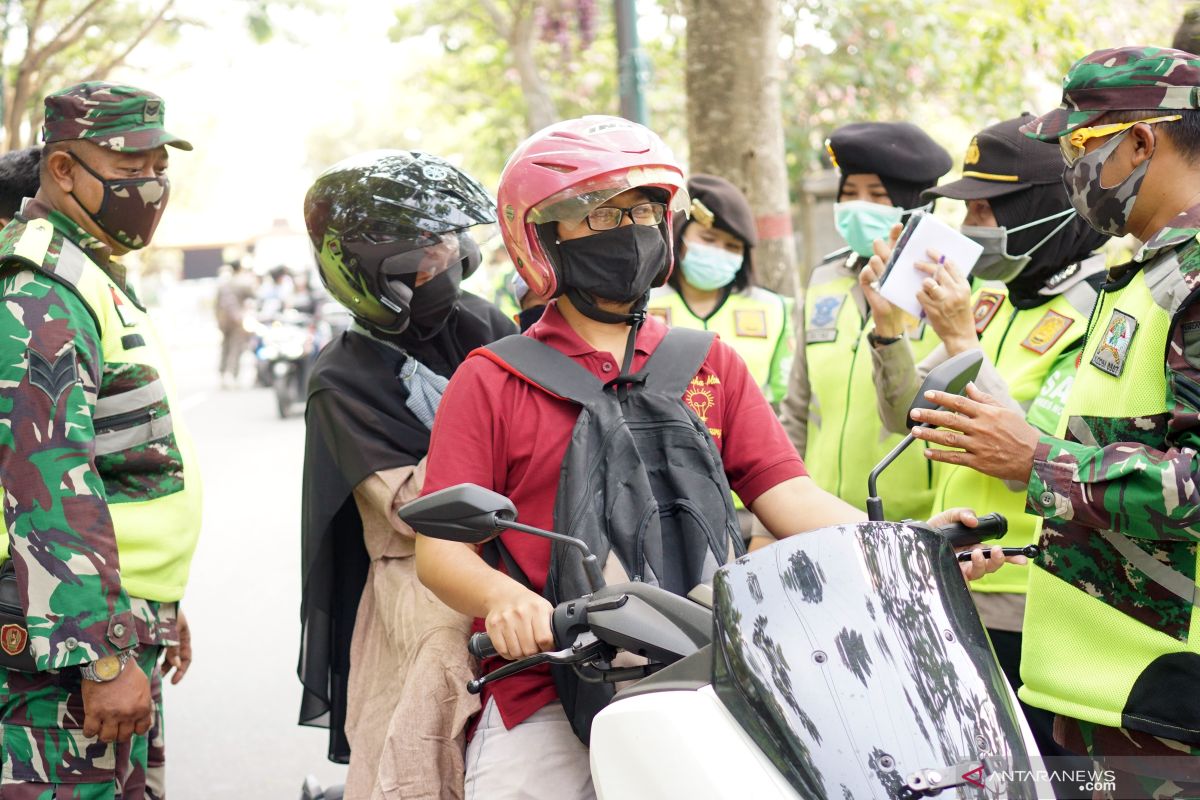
[804, 254, 939, 520]
[1020, 259, 1191, 734]
[0, 218, 202, 602]
[647, 285, 792, 404]
[937, 269, 1098, 594]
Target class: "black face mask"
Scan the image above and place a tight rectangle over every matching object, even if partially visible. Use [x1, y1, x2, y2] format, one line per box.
[405, 261, 463, 337]
[558, 224, 668, 307]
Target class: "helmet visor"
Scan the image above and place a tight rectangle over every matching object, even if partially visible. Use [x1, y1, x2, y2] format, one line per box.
[345, 230, 481, 286]
[528, 166, 689, 225]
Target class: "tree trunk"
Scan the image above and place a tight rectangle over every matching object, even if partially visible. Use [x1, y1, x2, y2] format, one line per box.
[510, 11, 558, 134]
[684, 0, 795, 297]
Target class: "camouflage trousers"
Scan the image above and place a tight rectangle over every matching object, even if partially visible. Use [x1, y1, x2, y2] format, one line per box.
[1056, 715, 1200, 800]
[0, 647, 164, 799]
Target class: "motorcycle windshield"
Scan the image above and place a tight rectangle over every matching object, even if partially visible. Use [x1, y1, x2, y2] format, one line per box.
[712, 522, 1037, 799]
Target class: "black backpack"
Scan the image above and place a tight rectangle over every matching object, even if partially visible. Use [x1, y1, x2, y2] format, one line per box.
[481, 327, 743, 743]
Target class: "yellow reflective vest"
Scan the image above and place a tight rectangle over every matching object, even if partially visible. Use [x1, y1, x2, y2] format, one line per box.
[0, 218, 202, 602]
[938, 260, 1101, 594]
[803, 252, 939, 520]
[647, 284, 792, 404]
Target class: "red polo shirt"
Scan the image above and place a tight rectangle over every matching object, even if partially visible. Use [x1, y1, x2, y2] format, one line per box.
[420, 300, 806, 730]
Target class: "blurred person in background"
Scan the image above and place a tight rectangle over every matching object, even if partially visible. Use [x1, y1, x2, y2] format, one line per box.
[214, 258, 257, 388]
[0, 147, 41, 226]
[648, 174, 792, 539]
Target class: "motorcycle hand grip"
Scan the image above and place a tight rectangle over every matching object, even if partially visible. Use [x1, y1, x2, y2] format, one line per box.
[468, 632, 498, 660]
[937, 513, 1007, 548]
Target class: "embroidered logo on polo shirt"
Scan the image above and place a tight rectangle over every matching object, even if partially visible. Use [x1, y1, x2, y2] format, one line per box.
[1090, 309, 1137, 377]
[684, 377, 721, 439]
[1021, 310, 1074, 354]
[972, 290, 1006, 335]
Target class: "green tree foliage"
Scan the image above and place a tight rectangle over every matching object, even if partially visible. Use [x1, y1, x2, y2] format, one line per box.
[780, 0, 1183, 177]
[385, 0, 619, 185]
[0, 0, 305, 149]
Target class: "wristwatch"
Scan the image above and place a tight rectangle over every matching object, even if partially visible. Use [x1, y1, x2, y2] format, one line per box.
[80, 649, 135, 682]
[867, 331, 903, 347]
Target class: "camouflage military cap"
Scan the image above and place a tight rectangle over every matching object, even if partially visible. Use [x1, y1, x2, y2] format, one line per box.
[42, 81, 192, 152]
[1022, 46, 1200, 142]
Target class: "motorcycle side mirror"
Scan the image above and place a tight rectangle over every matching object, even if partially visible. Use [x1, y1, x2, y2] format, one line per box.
[904, 349, 984, 430]
[399, 483, 607, 591]
[397, 484, 516, 543]
[866, 350, 983, 521]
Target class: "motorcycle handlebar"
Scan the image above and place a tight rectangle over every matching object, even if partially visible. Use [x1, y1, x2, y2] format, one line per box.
[936, 512, 1007, 548]
[468, 632, 498, 660]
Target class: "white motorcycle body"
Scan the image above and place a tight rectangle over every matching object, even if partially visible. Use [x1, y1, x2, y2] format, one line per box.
[588, 522, 1047, 800]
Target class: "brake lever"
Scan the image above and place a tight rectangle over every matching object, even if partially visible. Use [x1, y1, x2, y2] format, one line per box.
[466, 637, 608, 695]
[956, 544, 1040, 562]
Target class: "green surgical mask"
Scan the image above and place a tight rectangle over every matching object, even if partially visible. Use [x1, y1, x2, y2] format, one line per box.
[834, 201, 905, 258]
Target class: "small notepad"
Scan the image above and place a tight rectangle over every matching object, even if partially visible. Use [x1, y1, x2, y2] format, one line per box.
[878, 211, 984, 319]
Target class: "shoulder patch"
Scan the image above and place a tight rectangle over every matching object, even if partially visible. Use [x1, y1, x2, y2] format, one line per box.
[27, 346, 78, 405]
[972, 290, 1006, 335]
[1090, 308, 1138, 377]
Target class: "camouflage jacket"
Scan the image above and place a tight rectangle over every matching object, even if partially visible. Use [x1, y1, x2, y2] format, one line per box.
[0, 203, 178, 671]
[1025, 205, 1200, 640]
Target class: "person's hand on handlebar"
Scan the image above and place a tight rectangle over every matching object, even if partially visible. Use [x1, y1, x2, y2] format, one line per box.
[484, 583, 555, 660]
[928, 507, 1028, 582]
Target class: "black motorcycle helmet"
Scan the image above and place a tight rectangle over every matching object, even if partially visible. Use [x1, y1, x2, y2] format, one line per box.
[303, 150, 495, 336]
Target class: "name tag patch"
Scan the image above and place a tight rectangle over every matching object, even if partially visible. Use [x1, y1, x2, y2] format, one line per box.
[1021, 310, 1074, 355]
[734, 309, 768, 339]
[1090, 308, 1138, 377]
[806, 295, 844, 344]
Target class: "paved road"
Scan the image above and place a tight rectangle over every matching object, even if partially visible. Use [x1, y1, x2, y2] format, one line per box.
[152, 282, 346, 798]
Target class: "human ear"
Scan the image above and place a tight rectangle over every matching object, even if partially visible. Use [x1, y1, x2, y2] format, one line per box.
[1129, 123, 1158, 166]
[46, 150, 76, 193]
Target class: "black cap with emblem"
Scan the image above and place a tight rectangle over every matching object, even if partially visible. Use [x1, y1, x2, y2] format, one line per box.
[826, 122, 952, 209]
[924, 114, 1063, 201]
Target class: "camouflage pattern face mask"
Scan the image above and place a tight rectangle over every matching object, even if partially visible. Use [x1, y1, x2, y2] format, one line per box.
[1063, 127, 1150, 237]
[69, 152, 169, 249]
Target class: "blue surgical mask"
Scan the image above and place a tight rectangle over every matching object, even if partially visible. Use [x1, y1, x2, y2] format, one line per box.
[679, 241, 743, 291]
[834, 200, 906, 258]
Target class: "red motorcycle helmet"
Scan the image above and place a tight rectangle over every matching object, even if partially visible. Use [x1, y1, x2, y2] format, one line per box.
[497, 116, 689, 300]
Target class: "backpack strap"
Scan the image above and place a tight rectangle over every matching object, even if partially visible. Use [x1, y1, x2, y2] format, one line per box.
[476, 334, 607, 405]
[638, 328, 716, 395]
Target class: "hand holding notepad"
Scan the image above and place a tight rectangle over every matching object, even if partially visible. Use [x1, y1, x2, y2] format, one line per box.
[877, 212, 984, 320]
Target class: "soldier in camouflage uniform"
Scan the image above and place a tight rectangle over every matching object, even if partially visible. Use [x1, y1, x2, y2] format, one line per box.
[907, 47, 1200, 798]
[0, 82, 202, 799]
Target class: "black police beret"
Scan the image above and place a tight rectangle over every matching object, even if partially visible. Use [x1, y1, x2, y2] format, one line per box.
[827, 122, 953, 185]
[679, 174, 757, 247]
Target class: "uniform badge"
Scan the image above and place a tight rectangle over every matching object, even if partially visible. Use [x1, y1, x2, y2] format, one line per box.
[972, 290, 1006, 335]
[1090, 309, 1138, 377]
[1, 623, 27, 656]
[806, 295, 844, 343]
[1021, 310, 1074, 354]
[734, 309, 768, 339]
[647, 306, 671, 325]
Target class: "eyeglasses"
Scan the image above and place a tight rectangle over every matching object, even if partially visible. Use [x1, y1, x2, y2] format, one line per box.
[584, 202, 666, 231]
[1060, 114, 1182, 165]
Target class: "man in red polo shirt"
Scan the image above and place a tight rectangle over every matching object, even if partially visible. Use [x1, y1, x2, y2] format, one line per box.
[415, 116, 1004, 799]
